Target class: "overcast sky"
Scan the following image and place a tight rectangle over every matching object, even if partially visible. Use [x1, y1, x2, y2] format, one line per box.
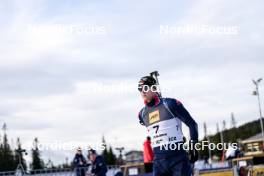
[0, 0, 263, 165]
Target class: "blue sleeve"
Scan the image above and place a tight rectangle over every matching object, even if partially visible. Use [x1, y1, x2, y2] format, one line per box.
[73, 156, 79, 166]
[170, 99, 198, 141]
[138, 109, 145, 126]
[81, 155, 87, 164]
[96, 157, 108, 176]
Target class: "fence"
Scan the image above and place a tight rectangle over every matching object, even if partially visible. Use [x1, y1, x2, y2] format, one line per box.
[0, 165, 121, 176]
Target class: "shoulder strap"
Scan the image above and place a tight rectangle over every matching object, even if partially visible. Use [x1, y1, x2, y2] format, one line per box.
[163, 98, 177, 118]
[141, 106, 147, 118]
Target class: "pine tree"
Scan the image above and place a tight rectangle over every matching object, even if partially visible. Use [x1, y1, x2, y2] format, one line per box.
[0, 133, 3, 171]
[0, 123, 16, 171]
[230, 113, 238, 142]
[31, 138, 44, 170]
[203, 122, 207, 138]
[101, 136, 117, 165]
[108, 146, 116, 165]
[101, 136, 108, 161]
[222, 120, 226, 131]
[216, 123, 220, 134]
[231, 112, 236, 128]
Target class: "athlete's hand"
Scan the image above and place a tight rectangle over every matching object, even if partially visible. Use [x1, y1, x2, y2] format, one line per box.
[189, 140, 198, 163]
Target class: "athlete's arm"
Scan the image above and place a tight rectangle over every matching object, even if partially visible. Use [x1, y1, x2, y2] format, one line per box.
[171, 99, 198, 141]
[171, 99, 199, 163]
[138, 110, 145, 126]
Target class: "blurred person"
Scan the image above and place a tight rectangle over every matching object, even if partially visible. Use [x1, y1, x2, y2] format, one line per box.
[143, 136, 154, 173]
[73, 147, 87, 176]
[88, 149, 107, 176]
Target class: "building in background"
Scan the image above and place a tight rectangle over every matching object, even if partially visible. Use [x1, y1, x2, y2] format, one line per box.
[241, 133, 264, 156]
[125, 151, 143, 164]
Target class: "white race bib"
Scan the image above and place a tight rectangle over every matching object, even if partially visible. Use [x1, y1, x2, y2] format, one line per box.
[148, 118, 183, 148]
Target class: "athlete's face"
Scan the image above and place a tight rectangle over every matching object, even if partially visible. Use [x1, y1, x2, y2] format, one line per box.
[140, 89, 156, 102]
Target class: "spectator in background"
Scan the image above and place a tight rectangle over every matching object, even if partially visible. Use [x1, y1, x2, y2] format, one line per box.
[143, 136, 154, 173]
[88, 149, 108, 176]
[73, 147, 87, 176]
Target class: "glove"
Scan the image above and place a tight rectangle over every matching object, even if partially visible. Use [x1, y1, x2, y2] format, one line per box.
[189, 140, 198, 164]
